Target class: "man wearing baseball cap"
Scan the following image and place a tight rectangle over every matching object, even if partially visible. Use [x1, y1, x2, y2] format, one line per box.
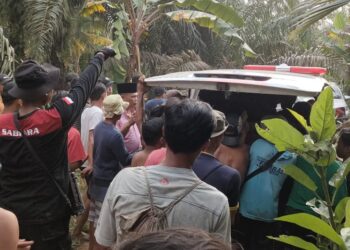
[0, 48, 116, 249]
[192, 110, 241, 223]
[88, 94, 133, 249]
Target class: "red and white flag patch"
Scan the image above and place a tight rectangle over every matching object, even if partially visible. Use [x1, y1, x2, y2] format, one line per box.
[62, 97, 74, 105]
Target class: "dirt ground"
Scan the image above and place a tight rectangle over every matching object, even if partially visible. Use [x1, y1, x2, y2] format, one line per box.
[71, 172, 90, 250]
[76, 241, 89, 250]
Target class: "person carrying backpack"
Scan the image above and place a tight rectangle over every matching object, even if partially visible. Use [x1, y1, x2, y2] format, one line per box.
[94, 98, 231, 248]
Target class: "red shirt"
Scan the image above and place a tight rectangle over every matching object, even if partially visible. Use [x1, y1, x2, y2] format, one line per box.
[68, 127, 87, 165]
[144, 147, 166, 166]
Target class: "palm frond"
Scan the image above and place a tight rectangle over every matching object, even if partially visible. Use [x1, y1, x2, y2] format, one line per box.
[291, 0, 350, 32]
[142, 50, 210, 75]
[24, 0, 68, 62]
[0, 27, 15, 76]
[269, 48, 349, 84]
[141, 51, 167, 75]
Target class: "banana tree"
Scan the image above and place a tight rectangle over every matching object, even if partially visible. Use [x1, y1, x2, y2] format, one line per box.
[109, 0, 253, 81]
[61, 1, 114, 72]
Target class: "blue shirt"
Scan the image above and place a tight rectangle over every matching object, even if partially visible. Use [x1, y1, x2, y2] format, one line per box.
[193, 153, 241, 207]
[239, 139, 296, 222]
[89, 121, 132, 202]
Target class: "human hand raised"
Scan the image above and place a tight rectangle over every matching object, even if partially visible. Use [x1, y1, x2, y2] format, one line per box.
[95, 48, 116, 60]
[136, 75, 149, 94]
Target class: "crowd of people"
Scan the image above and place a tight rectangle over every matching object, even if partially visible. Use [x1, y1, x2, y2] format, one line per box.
[0, 48, 349, 250]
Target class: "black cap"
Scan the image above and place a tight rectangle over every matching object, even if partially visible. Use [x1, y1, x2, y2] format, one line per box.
[1, 79, 17, 104]
[116, 83, 137, 94]
[10, 60, 60, 100]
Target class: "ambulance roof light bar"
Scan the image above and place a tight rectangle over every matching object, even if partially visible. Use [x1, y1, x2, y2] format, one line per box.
[243, 64, 327, 76]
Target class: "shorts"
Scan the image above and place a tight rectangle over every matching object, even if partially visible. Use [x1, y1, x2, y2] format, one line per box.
[88, 199, 103, 227]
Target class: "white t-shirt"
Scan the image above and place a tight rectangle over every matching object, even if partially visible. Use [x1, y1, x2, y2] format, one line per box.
[95, 165, 231, 247]
[80, 106, 104, 153]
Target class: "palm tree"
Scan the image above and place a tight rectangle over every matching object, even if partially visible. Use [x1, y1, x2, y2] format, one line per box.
[0, 27, 15, 76]
[108, 0, 248, 81]
[291, 0, 350, 32]
[0, 0, 113, 73]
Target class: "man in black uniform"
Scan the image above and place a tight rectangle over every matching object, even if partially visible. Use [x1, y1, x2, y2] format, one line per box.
[0, 48, 116, 250]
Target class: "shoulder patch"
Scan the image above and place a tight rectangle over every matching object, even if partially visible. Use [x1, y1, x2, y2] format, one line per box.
[62, 97, 74, 105]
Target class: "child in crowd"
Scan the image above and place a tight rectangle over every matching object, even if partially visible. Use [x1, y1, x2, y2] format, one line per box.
[131, 117, 164, 167]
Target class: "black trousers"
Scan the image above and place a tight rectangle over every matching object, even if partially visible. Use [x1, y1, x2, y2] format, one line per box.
[234, 214, 281, 250]
[19, 216, 71, 250]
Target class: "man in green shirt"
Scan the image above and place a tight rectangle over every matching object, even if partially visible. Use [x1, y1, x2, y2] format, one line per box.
[282, 156, 347, 242]
[286, 157, 347, 215]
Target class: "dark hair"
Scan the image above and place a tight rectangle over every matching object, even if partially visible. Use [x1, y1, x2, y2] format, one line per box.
[118, 228, 232, 250]
[152, 87, 166, 97]
[104, 81, 113, 88]
[142, 118, 163, 146]
[339, 128, 350, 146]
[90, 83, 106, 101]
[1, 81, 17, 105]
[292, 102, 311, 124]
[148, 105, 165, 118]
[280, 95, 297, 109]
[164, 99, 214, 154]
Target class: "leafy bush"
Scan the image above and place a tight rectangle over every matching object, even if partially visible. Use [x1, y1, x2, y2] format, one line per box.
[256, 87, 350, 249]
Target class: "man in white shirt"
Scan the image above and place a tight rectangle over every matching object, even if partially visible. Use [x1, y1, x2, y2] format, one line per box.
[95, 96, 231, 249]
[79, 83, 107, 250]
[80, 83, 107, 175]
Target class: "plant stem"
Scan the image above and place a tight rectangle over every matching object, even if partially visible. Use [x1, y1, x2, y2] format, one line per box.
[318, 166, 336, 230]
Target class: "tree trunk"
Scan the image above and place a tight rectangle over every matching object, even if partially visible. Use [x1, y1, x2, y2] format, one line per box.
[125, 36, 141, 82]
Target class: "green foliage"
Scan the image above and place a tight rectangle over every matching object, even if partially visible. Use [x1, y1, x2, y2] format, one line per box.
[310, 87, 336, 141]
[345, 200, 350, 228]
[287, 108, 311, 132]
[290, 0, 350, 34]
[0, 27, 15, 76]
[335, 197, 350, 223]
[268, 235, 319, 250]
[283, 164, 317, 192]
[166, 10, 247, 47]
[255, 118, 305, 152]
[24, 0, 67, 62]
[276, 213, 346, 250]
[256, 87, 350, 249]
[276, 213, 346, 249]
[173, 0, 243, 27]
[333, 12, 346, 30]
[329, 160, 350, 190]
